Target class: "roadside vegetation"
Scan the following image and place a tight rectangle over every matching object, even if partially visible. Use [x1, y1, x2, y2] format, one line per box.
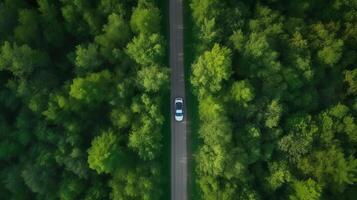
[189, 0, 357, 199]
[0, 0, 169, 199]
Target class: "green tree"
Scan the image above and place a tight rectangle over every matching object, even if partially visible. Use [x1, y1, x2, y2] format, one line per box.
[69, 70, 112, 104]
[298, 146, 357, 191]
[317, 39, 343, 66]
[190, 0, 223, 26]
[345, 68, 357, 95]
[37, 0, 66, 47]
[198, 18, 219, 47]
[87, 130, 122, 174]
[0, 42, 48, 78]
[129, 95, 164, 161]
[191, 44, 232, 96]
[1, 165, 31, 199]
[14, 9, 40, 45]
[110, 165, 162, 200]
[230, 30, 245, 52]
[95, 13, 130, 58]
[75, 43, 103, 74]
[289, 179, 322, 200]
[128, 114, 163, 161]
[0, 140, 21, 160]
[110, 107, 132, 129]
[21, 164, 57, 195]
[83, 181, 109, 200]
[265, 99, 283, 128]
[266, 161, 292, 191]
[231, 80, 255, 107]
[279, 114, 318, 162]
[136, 65, 169, 92]
[310, 23, 344, 66]
[130, 1, 161, 34]
[126, 33, 165, 66]
[59, 173, 85, 200]
[0, 0, 24, 39]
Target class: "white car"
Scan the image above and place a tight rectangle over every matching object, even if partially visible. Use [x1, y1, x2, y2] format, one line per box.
[174, 97, 184, 122]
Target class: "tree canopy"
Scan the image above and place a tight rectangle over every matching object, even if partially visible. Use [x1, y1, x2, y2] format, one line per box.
[0, 0, 169, 199]
[189, 0, 357, 199]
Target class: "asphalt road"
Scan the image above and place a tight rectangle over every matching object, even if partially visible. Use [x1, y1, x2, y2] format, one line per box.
[170, 0, 187, 199]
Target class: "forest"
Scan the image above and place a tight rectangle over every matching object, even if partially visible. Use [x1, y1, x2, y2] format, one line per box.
[0, 0, 169, 199]
[1, 0, 357, 199]
[188, 0, 357, 199]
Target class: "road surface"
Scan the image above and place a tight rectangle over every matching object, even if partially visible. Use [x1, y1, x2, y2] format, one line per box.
[170, 0, 187, 199]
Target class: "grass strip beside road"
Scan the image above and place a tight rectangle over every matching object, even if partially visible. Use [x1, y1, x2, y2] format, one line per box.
[183, 1, 201, 199]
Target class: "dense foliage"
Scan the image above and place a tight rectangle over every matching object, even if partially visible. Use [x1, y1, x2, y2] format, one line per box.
[0, 0, 169, 199]
[189, 0, 357, 199]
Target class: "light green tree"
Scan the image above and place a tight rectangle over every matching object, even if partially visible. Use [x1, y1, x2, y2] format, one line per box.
[266, 161, 292, 190]
[231, 80, 255, 107]
[95, 13, 130, 58]
[137, 65, 169, 92]
[110, 165, 162, 200]
[69, 70, 112, 104]
[230, 30, 245, 52]
[75, 43, 102, 74]
[265, 99, 283, 128]
[87, 130, 122, 174]
[289, 179, 322, 200]
[0, 42, 48, 78]
[130, 1, 161, 34]
[298, 146, 357, 191]
[345, 68, 357, 95]
[126, 33, 165, 66]
[191, 44, 232, 96]
[279, 114, 318, 162]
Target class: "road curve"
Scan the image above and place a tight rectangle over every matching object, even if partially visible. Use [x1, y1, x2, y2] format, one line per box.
[170, 0, 187, 199]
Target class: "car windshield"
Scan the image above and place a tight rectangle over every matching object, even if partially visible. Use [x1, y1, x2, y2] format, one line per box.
[176, 112, 183, 116]
[176, 102, 183, 110]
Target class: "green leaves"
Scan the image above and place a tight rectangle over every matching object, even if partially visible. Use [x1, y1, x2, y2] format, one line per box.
[191, 0, 223, 26]
[289, 179, 322, 200]
[128, 114, 163, 161]
[110, 165, 162, 200]
[126, 33, 165, 66]
[317, 39, 343, 65]
[230, 30, 245, 52]
[124, 0, 167, 163]
[128, 94, 164, 161]
[137, 65, 169, 92]
[69, 70, 112, 104]
[22, 164, 56, 195]
[298, 146, 357, 191]
[266, 162, 292, 191]
[130, 1, 161, 35]
[265, 99, 283, 128]
[75, 43, 103, 74]
[0, 42, 48, 78]
[189, 0, 356, 199]
[310, 23, 344, 66]
[345, 68, 357, 95]
[59, 174, 84, 200]
[231, 80, 255, 107]
[96, 13, 130, 48]
[0, 0, 168, 199]
[191, 44, 232, 96]
[87, 130, 121, 174]
[14, 9, 40, 45]
[278, 114, 318, 162]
